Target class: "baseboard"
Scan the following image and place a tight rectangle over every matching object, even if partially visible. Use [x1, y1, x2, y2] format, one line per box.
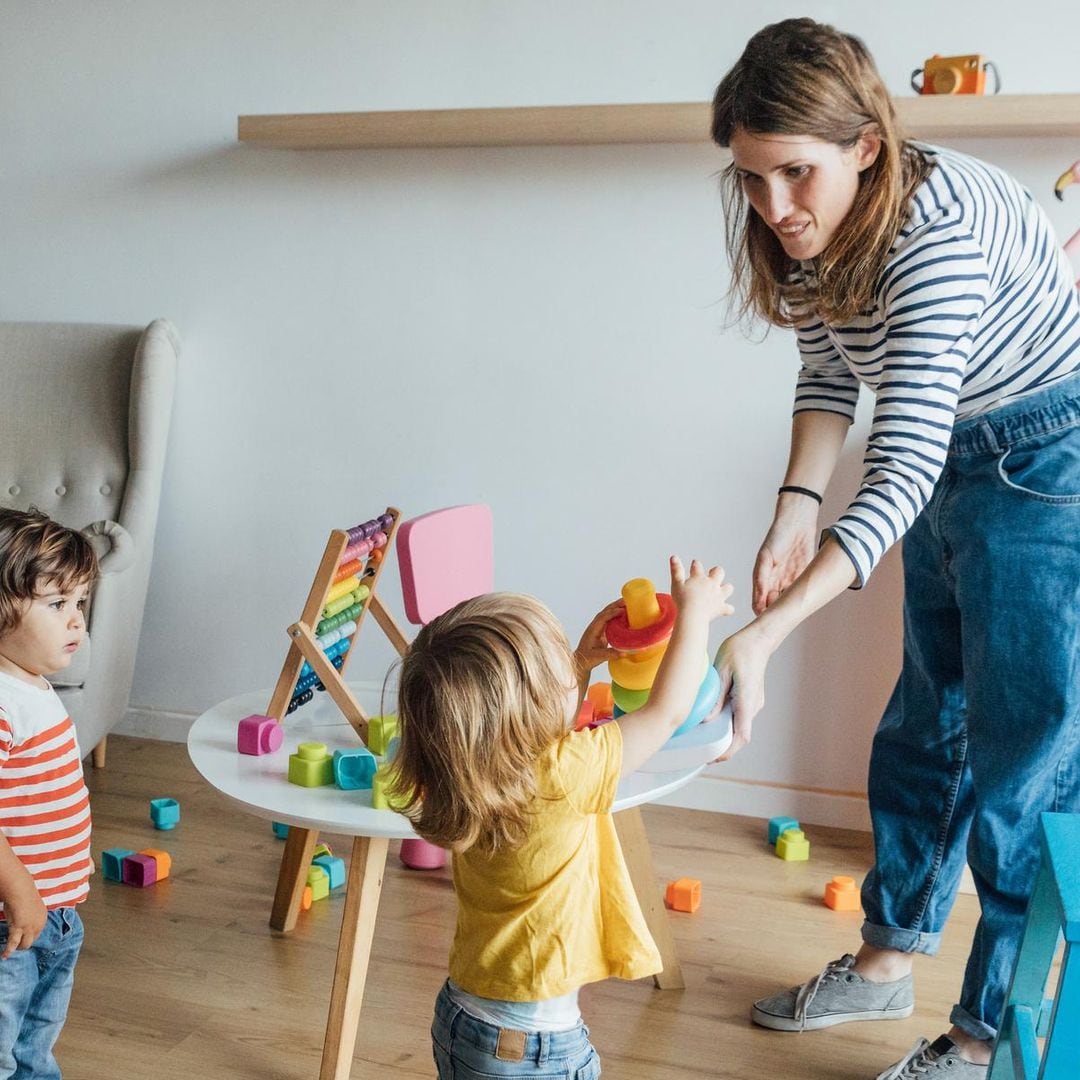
[655, 769, 872, 832]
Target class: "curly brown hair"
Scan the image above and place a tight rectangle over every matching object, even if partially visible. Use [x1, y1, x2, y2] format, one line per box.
[0, 507, 98, 635]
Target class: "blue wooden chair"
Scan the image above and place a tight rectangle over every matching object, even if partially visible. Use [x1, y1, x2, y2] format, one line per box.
[989, 812, 1080, 1078]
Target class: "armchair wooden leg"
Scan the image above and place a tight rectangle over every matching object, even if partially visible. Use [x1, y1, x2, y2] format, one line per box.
[91, 736, 107, 769]
[614, 805, 685, 990]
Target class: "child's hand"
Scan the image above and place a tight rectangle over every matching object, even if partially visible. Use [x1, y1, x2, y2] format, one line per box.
[574, 600, 625, 681]
[669, 556, 735, 620]
[0, 865, 47, 959]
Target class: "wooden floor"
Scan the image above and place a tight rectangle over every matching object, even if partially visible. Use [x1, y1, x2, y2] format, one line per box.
[59, 736, 981, 1080]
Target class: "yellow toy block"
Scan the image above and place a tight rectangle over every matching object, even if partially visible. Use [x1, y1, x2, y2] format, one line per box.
[367, 715, 399, 757]
[288, 742, 334, 787]
[371, 764, 410, 811]
[776, 827, 810, 861]
[312, 842, 333, 860]
[306, 865, 330, 903]
[824, 875, 861, 911]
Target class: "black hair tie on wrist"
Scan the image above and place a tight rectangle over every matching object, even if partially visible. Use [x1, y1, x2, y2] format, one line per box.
[778, 485, 823, 505]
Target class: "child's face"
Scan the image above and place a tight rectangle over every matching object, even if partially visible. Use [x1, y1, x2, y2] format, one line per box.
[0, 579, 90, 684]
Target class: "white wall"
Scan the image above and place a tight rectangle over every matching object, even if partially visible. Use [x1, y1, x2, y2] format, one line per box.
[2, 1, 1078, 827]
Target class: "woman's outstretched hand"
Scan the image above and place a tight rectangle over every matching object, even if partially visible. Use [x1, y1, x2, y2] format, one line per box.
[712, 622, 774, 760]
[752, 499, 819, 615]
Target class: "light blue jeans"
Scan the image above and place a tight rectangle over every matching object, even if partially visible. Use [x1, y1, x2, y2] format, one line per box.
[0, 908, 83, 1079]
[861, 369, 1080, 1042]
[432, 982, 601, 1079]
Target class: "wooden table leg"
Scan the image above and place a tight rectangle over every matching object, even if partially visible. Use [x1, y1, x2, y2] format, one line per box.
[270, 825, 319, 932]
[614, 805, 685, 990]
[320, 835, 390, 1080]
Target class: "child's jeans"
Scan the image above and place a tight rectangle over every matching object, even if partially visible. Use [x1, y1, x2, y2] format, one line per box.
[432, 982, 601, 1079]
[0, 908, 83, 1079]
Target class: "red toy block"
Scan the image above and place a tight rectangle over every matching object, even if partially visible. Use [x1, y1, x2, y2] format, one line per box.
[664, 877, 702, 913]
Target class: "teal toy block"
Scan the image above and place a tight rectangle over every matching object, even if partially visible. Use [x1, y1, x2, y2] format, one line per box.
[272, 821, 290, 839]
[776, 828, 810, 861]
[306, 865, 330, 903]
[367, 715, 399, 757]
[767, 815, 800, 846]
[314, 854, 346, 890]
[102, 848, 135, 882]
[149, 797, 180, 830]
[288, 742, 334, 787]
[333, 747, 377, 790]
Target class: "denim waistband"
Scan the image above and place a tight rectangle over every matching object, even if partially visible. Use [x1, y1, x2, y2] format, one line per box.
[949, 368, 1080, 456]
[434, 982, 588, 1060]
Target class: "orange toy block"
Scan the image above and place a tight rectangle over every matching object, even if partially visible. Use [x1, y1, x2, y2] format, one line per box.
[574, 700, 595, 732]
[139, 849, 172, 880]
[824, 875, 861, 911]
[664, 877, 701, 913]
[586, 682, 615, 719]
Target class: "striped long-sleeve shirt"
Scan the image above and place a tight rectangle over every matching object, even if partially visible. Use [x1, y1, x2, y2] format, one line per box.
[0, 670, 91, 913]
[794, 143, 1080, 585]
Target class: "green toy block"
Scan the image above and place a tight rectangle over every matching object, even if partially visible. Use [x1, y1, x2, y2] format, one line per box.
[312, 842, 333, 860]
[288, 742, 334, 787]
[367, 715, 399, 757]
[371, 764, 409, 811]
[306, 865, 330, 902]
[776, 827, 810, 861]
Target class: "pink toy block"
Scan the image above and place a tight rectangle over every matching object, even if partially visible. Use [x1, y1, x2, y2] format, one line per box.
[122, 853, 157, 887]
[397, 505, 494, 625]
[400, 838, 448, 870]
[237, 714, 284, 755]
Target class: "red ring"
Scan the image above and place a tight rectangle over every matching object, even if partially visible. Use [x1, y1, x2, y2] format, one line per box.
[605, 593, 677, 651]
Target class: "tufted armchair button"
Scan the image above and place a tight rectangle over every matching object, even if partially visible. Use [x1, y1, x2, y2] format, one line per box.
[100, 483, 111, 495]
[55, 485, 67, 496]
[8, 485, 19, 496]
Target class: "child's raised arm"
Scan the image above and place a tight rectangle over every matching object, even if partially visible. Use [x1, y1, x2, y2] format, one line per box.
[617, 557, 734, 777]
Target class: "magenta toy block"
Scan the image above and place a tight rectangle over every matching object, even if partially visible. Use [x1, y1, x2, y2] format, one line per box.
[400, 838, 448, 870]
[122, 853, 157, 887]
[237, 714, 284, 755]
[397, 505, 493, 625]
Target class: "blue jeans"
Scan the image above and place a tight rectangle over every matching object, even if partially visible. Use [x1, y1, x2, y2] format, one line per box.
[432, 982, 601, 1079]
[861, 369, 1080, 1042]
[0, 908, 83, 1080]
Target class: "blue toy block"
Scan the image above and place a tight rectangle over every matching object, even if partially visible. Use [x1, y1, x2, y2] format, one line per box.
[767, 815, 800, 846]
[149, 797, 180, 830]
[313, 854, 346, 890]
[102, 848, 135, 882]
[333, 747, 377, 790]
[272, 821, 290, 839]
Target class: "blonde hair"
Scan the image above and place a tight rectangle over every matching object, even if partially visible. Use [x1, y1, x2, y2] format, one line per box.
[389, 592, 575, 854]
[0, 507, 98, 636]
[712, 18, 932, 327]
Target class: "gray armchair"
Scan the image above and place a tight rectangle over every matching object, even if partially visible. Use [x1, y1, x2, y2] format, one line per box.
[0, 319, 178, 766]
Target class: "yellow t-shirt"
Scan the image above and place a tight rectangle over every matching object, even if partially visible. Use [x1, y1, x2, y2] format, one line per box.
[448, 721, 662, 1001]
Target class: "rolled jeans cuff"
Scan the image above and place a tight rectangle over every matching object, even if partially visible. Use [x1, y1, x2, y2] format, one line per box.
[861, 920, 942, 956]
[950, 1004, 997, 1042]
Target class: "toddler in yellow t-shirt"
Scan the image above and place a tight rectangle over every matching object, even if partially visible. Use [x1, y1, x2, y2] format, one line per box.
[391, 556, 734, 1078]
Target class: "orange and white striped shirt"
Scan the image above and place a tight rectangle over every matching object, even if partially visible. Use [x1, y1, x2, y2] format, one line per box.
[0, 670, 91, 913]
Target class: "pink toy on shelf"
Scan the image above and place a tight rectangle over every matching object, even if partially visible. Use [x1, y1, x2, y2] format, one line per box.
[392, 504, 496, 872]
[237, 713, 284, 755]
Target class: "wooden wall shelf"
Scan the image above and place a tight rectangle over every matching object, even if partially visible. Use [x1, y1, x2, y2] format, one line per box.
[238, 94, 1080, 150]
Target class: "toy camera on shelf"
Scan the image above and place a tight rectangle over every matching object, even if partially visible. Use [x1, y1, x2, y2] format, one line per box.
[910, 54, 1001, 95]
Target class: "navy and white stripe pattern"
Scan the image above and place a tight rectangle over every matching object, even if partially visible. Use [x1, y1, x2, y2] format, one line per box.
[794, 144, 1080, 586]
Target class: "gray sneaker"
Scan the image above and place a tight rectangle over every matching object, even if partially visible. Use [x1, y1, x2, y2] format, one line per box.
[875, 1036, 988, 1078]
[751, 953, 914, 1032]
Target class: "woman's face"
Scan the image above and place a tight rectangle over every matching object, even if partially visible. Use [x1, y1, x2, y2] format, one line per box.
[729, 128, 879, 260]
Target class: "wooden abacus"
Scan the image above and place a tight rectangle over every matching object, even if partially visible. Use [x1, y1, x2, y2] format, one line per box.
[265, 506, 411, 747]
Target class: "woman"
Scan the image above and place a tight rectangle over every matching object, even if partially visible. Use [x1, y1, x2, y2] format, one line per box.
[710, 18, 1080, 1080]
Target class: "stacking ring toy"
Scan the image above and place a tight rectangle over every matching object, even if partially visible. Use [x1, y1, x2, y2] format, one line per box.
[672, 663, 722, 737]
[611, 682, 650, 713]
[605, 579, 677, 651]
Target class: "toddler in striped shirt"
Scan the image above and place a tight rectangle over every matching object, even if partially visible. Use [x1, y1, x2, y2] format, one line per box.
[0, 507, 97, 1077]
